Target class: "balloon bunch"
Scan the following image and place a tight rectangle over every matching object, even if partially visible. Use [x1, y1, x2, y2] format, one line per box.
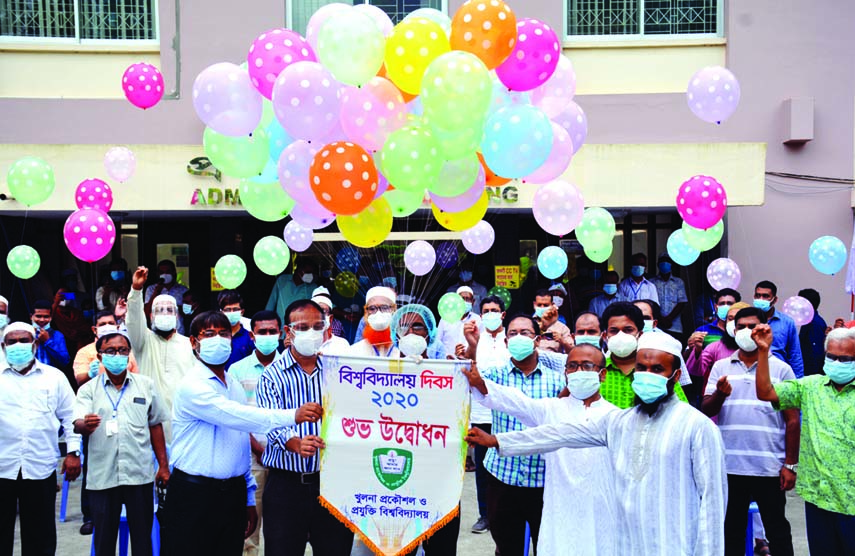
[670, 174, 729, 265]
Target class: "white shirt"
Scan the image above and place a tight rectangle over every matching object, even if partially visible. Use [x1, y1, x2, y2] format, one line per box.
[472, 329, 509, 424]
[480, 381, 619, 556]
[320, 336, 351, 356]
[436, 312, 481, 357]
[347, 339, 400, 358]
[497, 396, 726, 556]
[0, 362, 81, 480]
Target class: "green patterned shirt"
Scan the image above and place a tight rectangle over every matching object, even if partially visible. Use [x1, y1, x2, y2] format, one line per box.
[600, 356, 688, 410]
[774, 375, 855, 515]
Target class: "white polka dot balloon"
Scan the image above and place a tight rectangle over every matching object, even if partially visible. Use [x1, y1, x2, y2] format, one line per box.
[271, 61, 342, 144]
[675, 175, 727, 230]
[687, 66, 741, 124]
[552, 99, 587, 155]
[530, 54, 576, 118]
[404, 240, 437, 276]
[63, 208, 116, 262]
[247, 28, 317, 100]
[532, 180, 585, 236]
[706, 258, 741, 290]
[461, 220, 495, 254]
[283, 219, 314, 252]
[74, 178, 114, 212]
[192, 62, 263, 137]
[121, 62, 164, 110]
[495, 18, 560, 91]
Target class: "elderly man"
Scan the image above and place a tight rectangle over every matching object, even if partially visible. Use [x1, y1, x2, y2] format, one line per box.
[349, 287, 399, 358]
[0, 322, 82, 555]
[465, 343, 619, 556]
[437, 285, 481, 356]
[486, 332, 727, 555]
[73, 330, 170, 556]
[754, 324, 855, 554]
[143, 259, 189, 335]
[128, 266, 196, 440]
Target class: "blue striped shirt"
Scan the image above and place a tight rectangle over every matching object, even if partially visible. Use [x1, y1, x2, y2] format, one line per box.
[256, 348, 323, 472]
[482, 355, 565, 488]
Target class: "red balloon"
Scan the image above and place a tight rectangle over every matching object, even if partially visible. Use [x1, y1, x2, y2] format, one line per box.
[309, 142, 379, 215]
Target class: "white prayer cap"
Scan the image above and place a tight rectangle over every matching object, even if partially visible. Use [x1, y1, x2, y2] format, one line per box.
[0, 295, 8, 307]
[312, 286, 331, 298]
[152, 294, 177, 310]
[3, 322, 35, 341]
[548, 283, 567, 295]
[311, 291, 333, 309]
[637, 331, 683, 359]
[365, 287, 396, 304]
[456, 286, 474, 296]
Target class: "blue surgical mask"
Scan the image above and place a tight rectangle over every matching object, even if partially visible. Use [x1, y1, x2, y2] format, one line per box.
[508, 335, 535, 361]
[110, 270, 125, 281]
[197, 336, 232, 365]
[32, 321, 50, 331]
[101, 354, 129, 375]
[182, 303, 194, 316]
[631, 265, 646, 278]
[460, 271, 473, 282]
[463, 302, 473, 314]
[642, 320, 654, 333]
[824, 358, 855, 385]
[632, 371, 672, 404]
[482, 312, 503, 332]
[716, 304, 732, 321]
[658, 262, 671, 274]
[603, 284, 618, 296]
[254, 334, 280, 356]
[574, 335, 601, 348]
[4, 342, 35, 370]
[0, 314, 8, 329]
[224, 311, 242, 326]
[591, 269, 602, 281]
[754, 299, 771, 311]
[534, 306, 547, 318]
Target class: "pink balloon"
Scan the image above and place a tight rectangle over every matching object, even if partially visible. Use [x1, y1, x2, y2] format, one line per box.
[530, 55, 576, 118]
[305, 3, 352, 52]
[271, 62, 342, 143]
[429, 167, 486, 212]
[404, 240, 436, 276]
[122, 63, 164, 110]
[532, 180, 585, 236]
[247, 28, 316, 100]
[676, 175, 727, 230]
[687, 66, 741, 124]
[63, 209, 116, 262]
[461, 220, 495, 255]
[781, 296, 816, 326]
[103, 147, 136, 182]
[290, 202, 336, 230]
[283, 220, 314, 252]
[340, 77, 408, 151]
[495, 18, 561, 92]
[706, 258, 741, 290]
[74, 179, 114, 212]
[552, 100, 587, 154]
[278, 140, 318, 204]
[523, 122, 574, 184]
[192, 62, 263, 137]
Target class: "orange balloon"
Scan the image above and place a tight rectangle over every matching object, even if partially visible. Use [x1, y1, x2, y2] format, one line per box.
[450, 0, 517, 69]
[310, 142, 379, 216]
[378, 64, 417, 103]
[478, 152, 511, 187]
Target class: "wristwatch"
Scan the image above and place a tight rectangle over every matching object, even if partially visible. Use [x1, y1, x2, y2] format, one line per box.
[68, 451, 81, 458]
[783, 463, 798, 473]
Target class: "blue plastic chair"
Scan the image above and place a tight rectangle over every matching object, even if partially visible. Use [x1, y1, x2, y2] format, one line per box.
[745, 501, 760, 556]
[88, 504, 160, 556]
[59, 452, 84, 522]
[524, 522, 531, 556]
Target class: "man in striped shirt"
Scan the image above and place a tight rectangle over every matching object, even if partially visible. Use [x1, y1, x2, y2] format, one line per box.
[257, 299, 354, 555]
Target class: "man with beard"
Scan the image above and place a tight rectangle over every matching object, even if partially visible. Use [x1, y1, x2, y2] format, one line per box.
[482, 332, 727, 555]
[348, 287, 400, 358]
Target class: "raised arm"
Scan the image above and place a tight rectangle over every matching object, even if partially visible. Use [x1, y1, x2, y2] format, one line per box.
[462, 363, 548, 427]
[496, 414, 609, 457]
[176, 379, 298, 434]
[127, 267, 149, 352]
[752, 324, 779, 403]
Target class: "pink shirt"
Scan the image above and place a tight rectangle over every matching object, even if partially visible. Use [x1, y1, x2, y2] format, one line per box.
[699, 340, 737, 391]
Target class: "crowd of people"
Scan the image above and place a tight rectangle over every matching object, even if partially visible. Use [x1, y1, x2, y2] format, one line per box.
[0, 250, 853, 556]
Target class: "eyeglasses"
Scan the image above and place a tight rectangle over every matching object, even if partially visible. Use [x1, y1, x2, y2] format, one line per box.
[826, 353, 855, 363]
[565, 362, 602, 372]
[100, 348, 131, 356]
[198, 330, 231, 339]
[365, 304, 394, 315]
[397, 323, 427, 335]
[288, 322, 326, 332]
[153, 306, 176, 315]
[507, 330, 537, 339]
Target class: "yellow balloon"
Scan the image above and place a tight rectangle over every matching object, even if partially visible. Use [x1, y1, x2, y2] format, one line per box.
[338, 197, 393, 247]
[384, 18, 450, 95]
[431, 191, 488, 231]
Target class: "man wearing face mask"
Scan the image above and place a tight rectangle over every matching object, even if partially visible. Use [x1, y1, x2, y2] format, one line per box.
[311, 288, 350, 354]
[572, 311, 603, 349]
[437, 286, 481, 357]
[266, 257, 317, 324]
[588, 270, 623, 318]
[349, 287, 400, 358]
[73, 330, 170, 556]
[257, 300, 354, 555]
[686, 288, 741, 383]
[0, 295, 8, 370]
[143, 260, 188, 335]
[548, 283, 573, 326]
[218, 290, 255, 370]
[464, 343, 618, 556]
[532, 289, 572, 354]
[650, 253, 688, 341]
[755, 325, 855, 555]
[754, 280, 804, 378]
[74, 310, 140, 387]
[473, 315, 565, 556]
[617, 253, 659, 303]
[181, 290, 203, 334]
[96, 258, 130, 312]
[31, 299, 71, 377]
[0, 322, 82, 556]
[128, 266, 196, 441]
[485, 332, 727, 555]
[702, 307, 798, 556]
[447, 260, 487, 310]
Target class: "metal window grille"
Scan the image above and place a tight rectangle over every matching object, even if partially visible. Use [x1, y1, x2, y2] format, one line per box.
[567, 0, 718, 37]
[288, 0, 443, 35]
[1, 0, 156, 41]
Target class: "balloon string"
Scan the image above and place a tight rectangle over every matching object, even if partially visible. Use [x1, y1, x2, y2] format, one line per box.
[19, 208, 29, 245]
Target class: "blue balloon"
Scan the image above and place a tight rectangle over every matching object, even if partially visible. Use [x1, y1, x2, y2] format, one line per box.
[266, 120, 294, 162]
[336, 246, 361, 273]
[666, 229, 700, 266]
[436, 241, 458, 269]
[809, 236, 847, 275]
[481, 104, 553, 179]
[537, 246, 568, 280]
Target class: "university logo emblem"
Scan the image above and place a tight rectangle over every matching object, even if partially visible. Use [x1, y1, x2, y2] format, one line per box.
[372, 448, 413, 491]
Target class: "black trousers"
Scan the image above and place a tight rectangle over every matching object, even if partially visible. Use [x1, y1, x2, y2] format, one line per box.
[89, 483, 154, 556]
[485, 472, 543, 556]
[473, 424, 491, 519]
[160, 469, 247, 556]
[262, 469, 353, 556]
[805, 502, 855, 556]
[724, 475, 793, 556]
[81, 434, 92, 523]
[0, 470, 57, 556]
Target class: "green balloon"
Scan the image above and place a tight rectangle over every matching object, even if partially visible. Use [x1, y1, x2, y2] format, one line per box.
[421, 51, 491, 132]
[6, 245, 40, 279]
[214, 255, 247, 289]
[335, 271, 359, 298]
[575, 208, 616, 250]
[430, 154, 481, 197]
[487, 286, 512, 310]
[240, 179, 295, 222]
[430, 124, 482, 160]
[380, 124, 443, 192]
[384, 188, 425, 217]
[260, 99, 275, 128]
[438, 292, 466, 322]
[7, 157, 55, 206]
[584, 244, 613, 264]
[682, 220, 724, 252]
[253, 236, 291, 276]
[204, 126, 269, 178]
[317, 10, 385, 86]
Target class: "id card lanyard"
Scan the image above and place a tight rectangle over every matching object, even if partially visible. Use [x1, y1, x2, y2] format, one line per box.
[103, 380, 128, 436]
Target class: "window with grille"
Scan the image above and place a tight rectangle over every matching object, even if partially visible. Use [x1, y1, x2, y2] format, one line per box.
[566, 0, 720, 38]
[0, 0, 158, 42]
[288, 0, 445, 36]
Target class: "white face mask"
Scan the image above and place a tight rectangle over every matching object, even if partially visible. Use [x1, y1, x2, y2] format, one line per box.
[160, 274, 173, 285]
[399, 334, 428, 357]
[553, 297, 564, 308]
[735, 328, 757, 352]
[565, 370, 601, 400]
[301, 273, 314, 284]
[726, 320, 736, 338]
[607, 331, 638, 358]
[153, 314, 176, 332]
[367, 312, 392, 331]
[292, 329, 324, 356]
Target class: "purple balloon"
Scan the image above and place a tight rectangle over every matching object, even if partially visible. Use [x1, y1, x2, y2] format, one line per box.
[192, 62, 263, 137]
[461, 221, 495, 255]
[247, 29, 316, 100]
[435, 242, 458, 269]
[283, 219, 314, 252]
[495, 18, 561, 92]
[340, 77, 408, 152]
[706, 258, 741, 290]
[277, 140, 318, 204]
[404, 241, 436, 277]
[552, 100, 587, 155]
[532, 180, 585, 237]
[373, 171, 390, 199]
[271, 62, 342, 143]
[523, 122, 574, 184]
[291, 201, 336, 230]
[530, 55, 576, 118]
[429, 167, 486, 212]
[687, 66, 741, 124]
[781, 296, 815, 327]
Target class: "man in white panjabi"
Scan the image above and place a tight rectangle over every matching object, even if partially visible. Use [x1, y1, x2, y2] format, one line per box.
[484, 332, 727, 555]
[465, 343, 619, 556]
[348, 287, 400, 358]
